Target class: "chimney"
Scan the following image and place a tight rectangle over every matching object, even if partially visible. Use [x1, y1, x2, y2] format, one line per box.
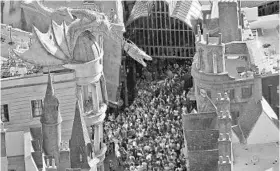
[45, 157, 57, 171]
[59, 141, 71, 170]
[216, 93, 233, 171]
[218, 1, 241, 43]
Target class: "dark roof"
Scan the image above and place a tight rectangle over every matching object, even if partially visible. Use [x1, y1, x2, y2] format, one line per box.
[200, 0, 275, 8]
[240, 1, 276, 8]
[232, 125, 246, 143]
[70, 101, 91, 145]
[238, 100, 263, 139]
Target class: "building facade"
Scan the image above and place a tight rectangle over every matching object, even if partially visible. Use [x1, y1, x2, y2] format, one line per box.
[185, 1, 279, 170]
[1, 0, 125, 104]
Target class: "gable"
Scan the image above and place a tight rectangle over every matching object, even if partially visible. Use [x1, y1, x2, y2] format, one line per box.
[247, 112, 279, 145]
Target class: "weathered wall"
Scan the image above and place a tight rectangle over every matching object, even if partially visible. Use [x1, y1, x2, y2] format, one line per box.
[188, 150, 219, 171]
[183, 112, 220, 171]
[262, 74, 279, 115]
[218, 2, 242, 43]
[183, 112, 217, 130]
[7, 155, 25, 171]
[1, 72, 76, 140]
[185, 130, 219, 151]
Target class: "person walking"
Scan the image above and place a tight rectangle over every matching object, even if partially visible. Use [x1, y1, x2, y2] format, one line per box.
[109, 160, 115, 171]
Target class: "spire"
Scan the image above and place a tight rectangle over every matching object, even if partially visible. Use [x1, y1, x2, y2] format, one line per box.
[41, 73, 61, 124]
[69, 101, 92, 169]
[45, 73, 55, 98]
[70, 101, 91, 145]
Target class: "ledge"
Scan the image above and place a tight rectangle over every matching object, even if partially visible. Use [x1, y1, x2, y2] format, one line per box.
[95, 143, 107, 164]
[111, 23, 126, 32]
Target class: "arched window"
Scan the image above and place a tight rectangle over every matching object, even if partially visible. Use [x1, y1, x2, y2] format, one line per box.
[125, 1, 196, 59]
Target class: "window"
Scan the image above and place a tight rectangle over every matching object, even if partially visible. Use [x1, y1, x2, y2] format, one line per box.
[225, 89, 235, 100]
[241, 86, 252, 99]
[206, 90, 211, 98]
[1, 104, 9, 122]
[31, 100, 43, 117]
[231, 111, 240, 125]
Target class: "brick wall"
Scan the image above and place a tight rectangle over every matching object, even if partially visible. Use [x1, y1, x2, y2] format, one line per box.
[185, 130, 219, 151]
[188, 149, 219, 171]
[183, 112, 217, 130]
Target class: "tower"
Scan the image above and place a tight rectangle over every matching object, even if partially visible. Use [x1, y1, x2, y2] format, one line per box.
[218, 0, 242, 43]
[40, 73, 62, 165]
[216, 93, 233, 171]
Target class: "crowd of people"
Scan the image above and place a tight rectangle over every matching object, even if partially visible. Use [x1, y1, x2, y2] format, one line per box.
[104, 60, 194, 171]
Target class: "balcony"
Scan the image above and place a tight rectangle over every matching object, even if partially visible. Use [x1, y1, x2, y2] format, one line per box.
[95, 143, 107, 163]
[83, 103, 107, 126]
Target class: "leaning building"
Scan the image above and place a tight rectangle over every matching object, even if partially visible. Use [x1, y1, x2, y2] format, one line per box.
[184, 1, 279, 171]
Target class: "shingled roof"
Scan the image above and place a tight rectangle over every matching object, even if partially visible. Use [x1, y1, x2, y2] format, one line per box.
[240, 0, 275, 8]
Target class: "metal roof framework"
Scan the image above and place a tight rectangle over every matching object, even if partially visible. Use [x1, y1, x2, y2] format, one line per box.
[126, 0, 197, 59]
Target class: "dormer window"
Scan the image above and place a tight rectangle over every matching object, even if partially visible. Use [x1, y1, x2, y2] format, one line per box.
[1, 104, 9, 122]
[31, 100, 43, 117]
[241, 85, 252, 99]
[206, 90, 211, 99]
[225, 89, 235, 100]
